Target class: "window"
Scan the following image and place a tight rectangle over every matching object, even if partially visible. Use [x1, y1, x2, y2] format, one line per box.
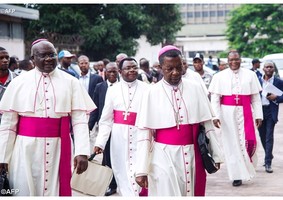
[202, 11, 209, 17]
[187, 12, 194, 18]
[0, 22, 23, 39]
[181, 12, 186, 19]
[195, 12, 201, 18]
[210, 11, 216, 17]
[217, 10, 224, 17]
[0, 22, 9, 38]
[12, 23, 23, 39]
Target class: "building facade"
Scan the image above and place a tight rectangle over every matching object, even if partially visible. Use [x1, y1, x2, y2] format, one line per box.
[0, 4, 39, 59]
[175, 3, 240, 58]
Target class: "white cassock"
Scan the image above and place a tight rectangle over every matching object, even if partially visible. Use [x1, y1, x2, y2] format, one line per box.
[135, 78, 223, 196]
[183, 69, 209, 95]
[0, 68, 96, 196]
[208, 67, 263, 181]
[95, 79, 149, 196]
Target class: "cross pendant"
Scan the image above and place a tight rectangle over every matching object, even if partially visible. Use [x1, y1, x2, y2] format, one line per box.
[123, 110, 130, 120]
[176, 114, 183, 130]
[234, 95, 240, 104]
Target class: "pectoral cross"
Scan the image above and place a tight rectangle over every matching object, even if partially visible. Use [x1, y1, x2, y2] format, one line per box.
[234, 95, 240, 104]
[123, 110, 130, 120]
[175, 113, 183, 130]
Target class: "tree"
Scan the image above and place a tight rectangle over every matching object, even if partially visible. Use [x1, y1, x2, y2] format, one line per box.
[226, 4, 283, 58]
[22, 4, 183, 61]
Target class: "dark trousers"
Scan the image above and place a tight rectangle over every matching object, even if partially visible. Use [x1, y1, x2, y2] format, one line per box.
[258, 105, 276, 166]
[102, 135, 117, 190]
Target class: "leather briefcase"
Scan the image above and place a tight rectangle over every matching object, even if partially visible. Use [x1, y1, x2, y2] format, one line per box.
[198, 124, 218, 174]
[71, 153, 113, 196]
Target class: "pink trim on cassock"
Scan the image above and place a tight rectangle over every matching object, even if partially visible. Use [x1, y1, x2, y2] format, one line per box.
[17, 116, 72, 196]
[155, 124, 206, 196]
[113, 110, 147, 196]
[113, 110, 137, 126]
[221, 95, 256, 160]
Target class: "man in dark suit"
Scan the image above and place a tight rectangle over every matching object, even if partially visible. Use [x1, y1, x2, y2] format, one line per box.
[258, 60, 283, 173]
[77, 55, 103, 97]
[251, 58, 263, 82]
[89, 62, 119, 196]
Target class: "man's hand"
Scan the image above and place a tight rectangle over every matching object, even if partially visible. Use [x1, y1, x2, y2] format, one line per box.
[255, 119, 262, 128]
[267, 93, 277, 101]
[74, 155, 88, 174]
[213, 119, 221, 128]
[93, 146, 103, 154]
[135, 175, 148, 189]
[215, 163, 221, 170]
[0, 163, 8, 173]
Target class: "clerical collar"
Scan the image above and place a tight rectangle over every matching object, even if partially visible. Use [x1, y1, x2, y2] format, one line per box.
[35, 66, 56, 76]
[229, 67, 240, 74]
[121, 78, 137, 87]
[162, 79, 182, 90]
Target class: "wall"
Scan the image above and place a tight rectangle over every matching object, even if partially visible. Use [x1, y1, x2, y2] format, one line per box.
[0, 38, 25, 59]
[134, 35, 162, 66]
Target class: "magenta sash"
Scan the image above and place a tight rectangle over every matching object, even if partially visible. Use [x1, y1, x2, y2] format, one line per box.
[113, 110, 137, 126]
[221, 95, 256, 160]
[155, 125, 194, 145]
[155, 124, 206, 196]
[18, 116, 72, 196]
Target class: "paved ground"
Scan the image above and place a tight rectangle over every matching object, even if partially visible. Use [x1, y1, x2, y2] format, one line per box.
[206, 104, 283, 196]
[73, 104, 283, 197]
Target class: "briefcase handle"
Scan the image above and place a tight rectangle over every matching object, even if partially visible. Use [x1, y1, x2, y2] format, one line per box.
[88, 153, 96, 161]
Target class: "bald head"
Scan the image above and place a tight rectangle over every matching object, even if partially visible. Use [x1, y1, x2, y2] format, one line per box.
[106, 62, 118, 70]
[116, 53, 127, 61]
[78, 55, 89, 62]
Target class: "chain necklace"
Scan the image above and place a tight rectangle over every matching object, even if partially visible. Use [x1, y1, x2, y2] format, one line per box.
[35, 73, 52, 111]
[121, 81, 138, 120]
[162, 80, 184, 130]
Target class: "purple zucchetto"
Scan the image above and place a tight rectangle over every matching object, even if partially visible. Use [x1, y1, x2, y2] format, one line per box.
[158, 45, 181, 59]
[31, 38, 48, 46]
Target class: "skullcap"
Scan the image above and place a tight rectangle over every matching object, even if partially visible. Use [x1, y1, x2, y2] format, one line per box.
[31, 38, 48, 46]
[158, 45, 181, 59]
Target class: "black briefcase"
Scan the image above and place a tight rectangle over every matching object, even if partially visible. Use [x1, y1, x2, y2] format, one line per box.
[198, 125, 218, 174]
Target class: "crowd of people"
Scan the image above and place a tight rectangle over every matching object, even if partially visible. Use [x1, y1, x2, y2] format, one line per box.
[0, 39, 282, 197]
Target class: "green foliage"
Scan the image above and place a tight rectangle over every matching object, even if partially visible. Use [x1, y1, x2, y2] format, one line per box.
[226, 4, 283, 58]
[22, 4, 183, 60]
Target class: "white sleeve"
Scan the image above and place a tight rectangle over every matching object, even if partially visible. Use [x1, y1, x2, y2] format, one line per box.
[251, 93, 263, 120]
[203, 120, 224, 163]
[72, 110, 91, 157]
[95, 89, 114, 150]
[210, 93, 221, 120]
[0, 112, 18, 163]
[135, 128, 153, 177]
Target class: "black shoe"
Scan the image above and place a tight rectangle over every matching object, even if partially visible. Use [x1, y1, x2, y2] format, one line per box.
[105, 188, 117, 196]
[265, 165, 273, 173]
[232, 180, 242, 187]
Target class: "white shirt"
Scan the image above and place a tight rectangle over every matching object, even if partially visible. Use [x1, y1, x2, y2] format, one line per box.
[79, 70, 91, 91]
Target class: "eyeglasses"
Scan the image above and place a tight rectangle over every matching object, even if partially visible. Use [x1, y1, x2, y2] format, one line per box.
[122, 66, 138, 71]
[34, 53, 57, 59]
